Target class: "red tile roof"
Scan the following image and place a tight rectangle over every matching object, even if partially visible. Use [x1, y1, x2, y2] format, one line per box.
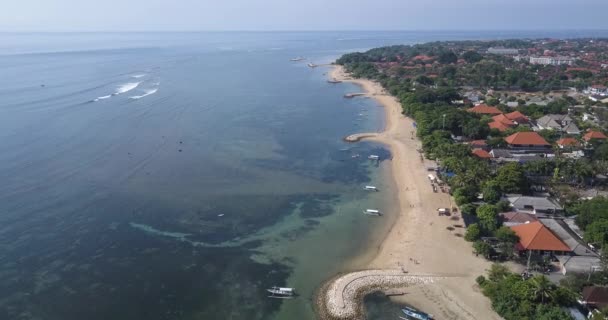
[583, 131, 608, 141]
[556, 137, 579, 147]
[472, 148, 492, 159]
[467, 104, 502, 115]
[505, 111, 529, 123]
[505, 132, 550, 146]
[488, 121, 511, 132]
[511, 221, 571, 252]
[470, 140, 487, 147]
[492, 114, 516, 126]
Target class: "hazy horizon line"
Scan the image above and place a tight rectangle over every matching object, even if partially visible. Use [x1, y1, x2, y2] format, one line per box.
[2, 28, 608, 34]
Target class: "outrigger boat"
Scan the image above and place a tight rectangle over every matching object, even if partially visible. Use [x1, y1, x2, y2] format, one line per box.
[267, 287, 296, 299]
[400, 306, 433, 320]
[363, 209, 382, 216]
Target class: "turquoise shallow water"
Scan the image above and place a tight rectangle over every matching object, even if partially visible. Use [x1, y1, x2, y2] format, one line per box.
[2, 31, 608, 320]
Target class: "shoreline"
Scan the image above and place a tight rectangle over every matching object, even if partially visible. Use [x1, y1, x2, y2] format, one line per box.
[317, 65, 500, 320]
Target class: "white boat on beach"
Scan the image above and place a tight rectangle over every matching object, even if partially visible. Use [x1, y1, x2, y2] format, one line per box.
[363, 209, 382, 216]
[267, 287, 296, 299]
[364, 185, 378, 191]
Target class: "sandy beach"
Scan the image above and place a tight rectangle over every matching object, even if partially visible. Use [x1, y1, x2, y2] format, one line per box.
[319, 66, 501, 320]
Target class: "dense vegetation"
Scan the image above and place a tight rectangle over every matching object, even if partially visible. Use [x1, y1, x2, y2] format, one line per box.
[477, 265, 576, 320]
[572, 197, 608, 249]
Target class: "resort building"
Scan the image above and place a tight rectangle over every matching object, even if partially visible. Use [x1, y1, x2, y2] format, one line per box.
[529, 56, 575, 66]
[504, 132, 552, 152]
[488, 111, 530, 132]
[510, 221, 571, 255]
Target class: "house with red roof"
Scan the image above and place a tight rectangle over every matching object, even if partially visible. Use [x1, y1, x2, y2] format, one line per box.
[556, 137, 580, 149]
[504, 132, 552, 151]
[467, 104, 502, 115]
[490, 114, 516, 131]
[510, 221, 571, 255]
[472, 148, 492, 159]
[469, 140, 488, 150]
[583, 130, 608, 142]
[505, 111, 529, 124]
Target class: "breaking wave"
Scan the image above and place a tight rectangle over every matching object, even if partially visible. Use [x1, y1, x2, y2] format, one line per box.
[131, 74, 146, 79]
[92, 94, 112, 102]
[113, 82, 141, 95]
[130, 88, 158, 100]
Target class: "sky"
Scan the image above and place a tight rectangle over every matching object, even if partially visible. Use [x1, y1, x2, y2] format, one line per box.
[2, 0, 608, 32]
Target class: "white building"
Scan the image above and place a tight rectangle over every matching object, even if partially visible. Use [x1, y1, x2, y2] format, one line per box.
[487, 47, 519, 55]
[529, 56, 575, 66]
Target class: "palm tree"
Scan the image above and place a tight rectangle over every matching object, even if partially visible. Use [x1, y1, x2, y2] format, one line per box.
[531, 275, 554, 304]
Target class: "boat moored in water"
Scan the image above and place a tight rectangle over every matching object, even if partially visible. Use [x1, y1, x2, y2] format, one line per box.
[363, 209, 382, 216]
[364, 185, 378, 191]
[267, 287, 296, 299]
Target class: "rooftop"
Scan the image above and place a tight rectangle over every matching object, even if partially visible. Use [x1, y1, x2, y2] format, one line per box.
[556, 137, 580, 147]
[583, 130, 608, 141]
[505, 111, 529, 123]
[467, 104, 502, 115]
[472, 148, 492, 159]
[505, 132, 550, 146]
[582, 286, 608, 309]
[511, 221, 571, 252]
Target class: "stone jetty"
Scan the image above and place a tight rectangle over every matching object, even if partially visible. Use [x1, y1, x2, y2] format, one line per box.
[316, 269, 442, 320]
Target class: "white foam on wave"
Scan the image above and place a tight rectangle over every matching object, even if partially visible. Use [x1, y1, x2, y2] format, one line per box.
[129, 88, 158, 100]
[92, 94, 112, 102]
[131, 74, 146, 79]
[113, 82, 141, 95]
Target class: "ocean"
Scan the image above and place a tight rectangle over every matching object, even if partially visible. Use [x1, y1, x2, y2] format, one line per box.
[1, 30, 607, 320]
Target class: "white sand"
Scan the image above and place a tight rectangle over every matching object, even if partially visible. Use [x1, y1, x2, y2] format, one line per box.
[319, 66, 500, 320]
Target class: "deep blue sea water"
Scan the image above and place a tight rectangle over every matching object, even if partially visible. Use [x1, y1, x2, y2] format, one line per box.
[1, 31, 608, 320]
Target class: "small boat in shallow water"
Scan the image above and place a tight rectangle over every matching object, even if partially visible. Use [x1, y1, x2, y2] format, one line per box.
[363, 209, 382, 216]
[401, 306, 433, 320]
[290, 57, 305, 61]
[267, 287, 296, 299]
[364, 185, 378, 191]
